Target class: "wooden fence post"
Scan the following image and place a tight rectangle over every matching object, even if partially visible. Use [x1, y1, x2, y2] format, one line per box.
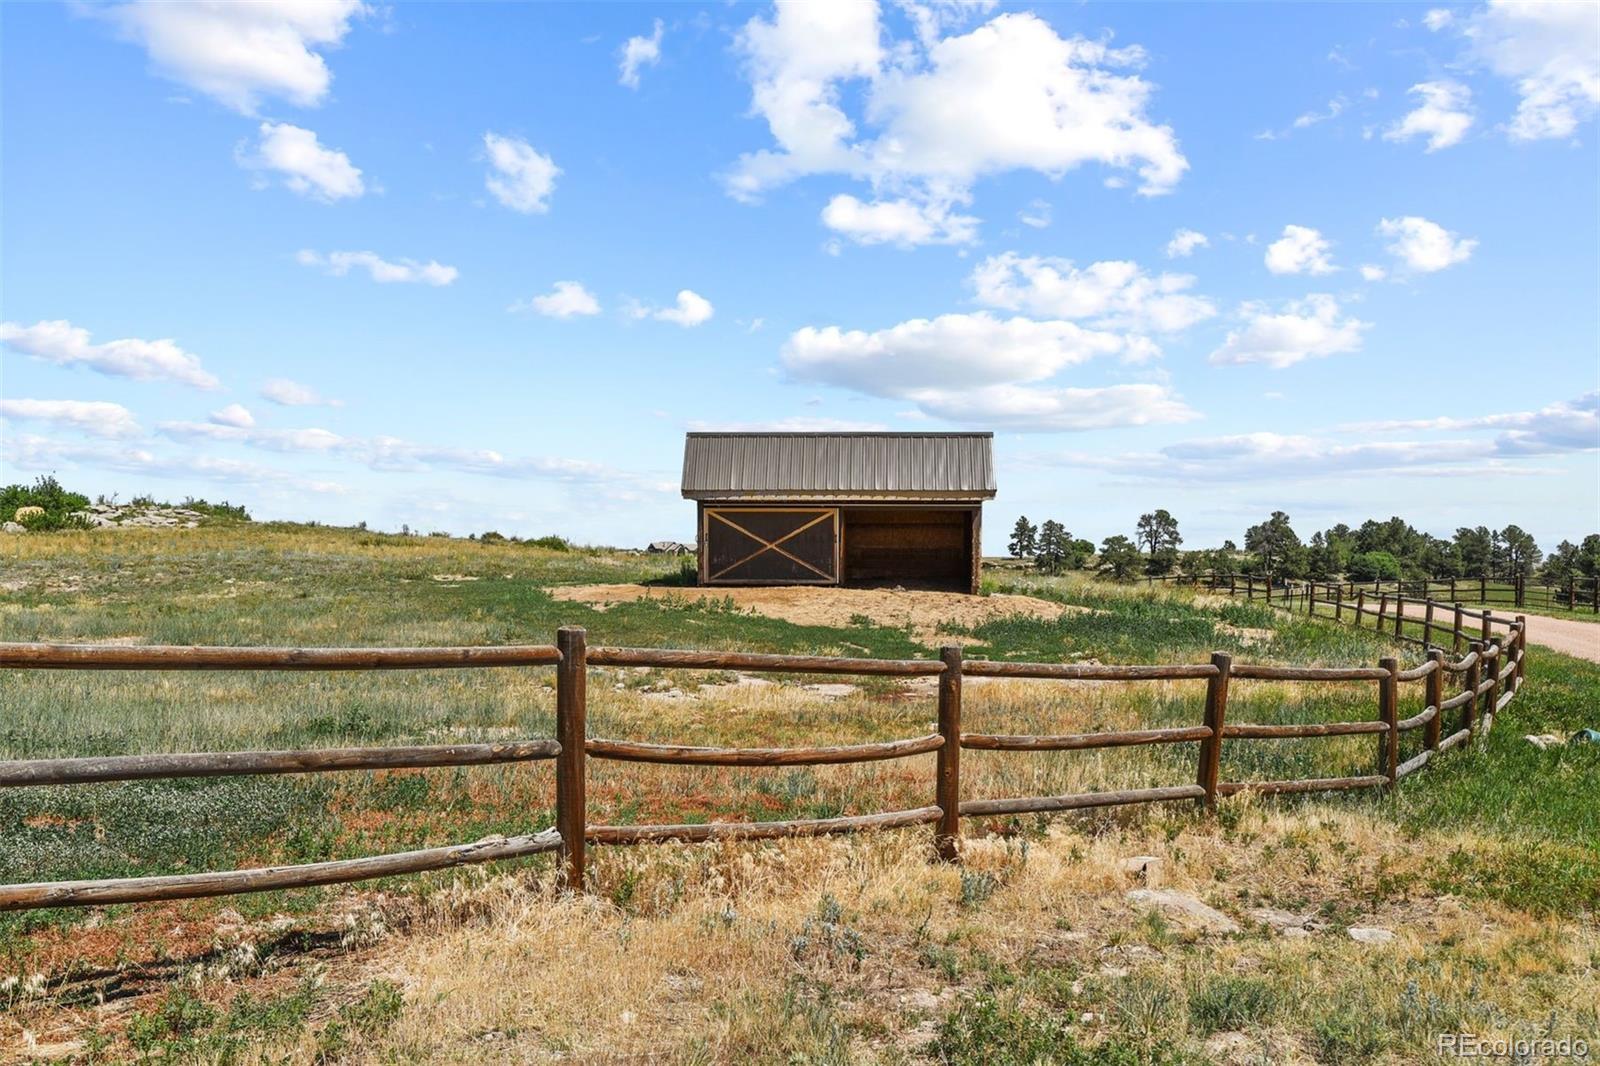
[1424, 649, 1443, 753]
[1378, 592, 1388, 632]
[1514, 616, 1527, 690]
[1379, 657, 1399, 788]
[1452, 603, 1464, 654]
[1197, 652, 1231, 811]
[1307, 583, 1316, 616]
[555, 626, 588, 891]
[1335, 584, 1343, 623]
[1449, 577, 1457, 603]
[1483, 635, 1502, 733]
[1465, 641, 1483, 747]
[1423, 600, 1435, 648]
[1480, 612, 1491, 646]
[1394, 594, 1405, 639]
[1356, 589, 1366, 629]
[934, 644, 962, 861]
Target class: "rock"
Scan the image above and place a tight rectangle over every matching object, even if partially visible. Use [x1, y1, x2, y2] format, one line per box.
[1119, 855, 1165, 888]
[1348, 926, 1395, 944]
[1, 522, 23, 534]
[1524, 733, 1564, 750]
[1248, 907, 1318, 938]
[1126, 888, 1239, 934]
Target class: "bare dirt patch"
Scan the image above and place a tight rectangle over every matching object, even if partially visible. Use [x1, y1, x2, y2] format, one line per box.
[550, 583, 1082, 646]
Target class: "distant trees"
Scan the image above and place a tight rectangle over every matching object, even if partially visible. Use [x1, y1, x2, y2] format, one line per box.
[1347, 550, 1402, 583]
[1135, 509, 1182, 576]
[1244, 511, 1304, 581]
[1008, 516, 1038, 558]
[1034, 521, 1092, 574]
[1099, 535, 1142, 581]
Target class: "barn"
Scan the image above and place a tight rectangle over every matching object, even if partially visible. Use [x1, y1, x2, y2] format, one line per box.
[681, 432, 995, 594]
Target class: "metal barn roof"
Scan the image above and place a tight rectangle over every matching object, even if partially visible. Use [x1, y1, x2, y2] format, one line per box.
[681, 432, 996, 502]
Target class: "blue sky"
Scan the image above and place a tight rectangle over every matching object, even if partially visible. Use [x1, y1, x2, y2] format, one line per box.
[2, 1, 1596, 551]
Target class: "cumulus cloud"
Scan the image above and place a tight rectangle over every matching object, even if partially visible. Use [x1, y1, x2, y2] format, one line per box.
[483, 132, 559, 214]
[513, 281, 601, 318]
[0, 398, 141, 438]
[1359, 263, 1388, 282]
[296, 249, 457, 285]
[1264, 225, 1336, 275]
[970, 253, 1215, 340]
[1165, 228, 1208, 258]
[1017, 199, 1052, 228]
[1423, 8, 1454, 31]
[820, 193, 979, 247]
[1, 319, 220, 390]
[99, 0, 367, 114]
[618, 19, 664, 88]
[1208, 295, 1368, 368]
[780, 310, 1196, 430]
[1378, 215, 1477, 272]
[150, 419, 669, 498]
[260, 378, 342, 407]
[728, 6, 1186, 244]
[238, 122, 364, 201]
[1345, 392, 1598, 456]
[1384, 80, 1475, 150]
[634, 289, 714, 327]
[1464, 0, 1600, 141]
[1054, 432, 1521, 483]
[2, 432, 349, 496]
[209, 402, 255, 428]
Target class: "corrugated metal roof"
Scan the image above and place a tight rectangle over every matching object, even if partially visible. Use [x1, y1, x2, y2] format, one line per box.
[682, 432, 996, 501]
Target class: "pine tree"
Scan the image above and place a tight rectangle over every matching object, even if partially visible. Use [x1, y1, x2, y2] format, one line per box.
[1008, 515, 1038, 558]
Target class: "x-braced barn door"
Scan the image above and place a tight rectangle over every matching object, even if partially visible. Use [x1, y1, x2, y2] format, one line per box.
[702, 508, 840, 585]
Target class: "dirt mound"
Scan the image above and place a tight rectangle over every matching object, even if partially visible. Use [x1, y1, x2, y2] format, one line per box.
[549, 583, 1082, 646]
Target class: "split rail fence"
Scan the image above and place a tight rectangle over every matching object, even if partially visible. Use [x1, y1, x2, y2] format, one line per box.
[0, 602, 1527, 911]
[1211, 573, 1598, 615]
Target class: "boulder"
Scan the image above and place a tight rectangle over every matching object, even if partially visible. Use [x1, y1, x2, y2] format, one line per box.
[1348, 926, 1395, 944]
[1126, 888, 1239, 934]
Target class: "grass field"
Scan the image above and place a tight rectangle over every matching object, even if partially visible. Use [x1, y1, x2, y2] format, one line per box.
[2, 524, 1596, 1063]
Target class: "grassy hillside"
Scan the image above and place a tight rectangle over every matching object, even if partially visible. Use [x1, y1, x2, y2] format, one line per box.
[1, 524, 1595, 1063]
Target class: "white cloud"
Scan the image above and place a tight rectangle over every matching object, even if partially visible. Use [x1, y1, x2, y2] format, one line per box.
[1424, 9, 1455, 31]
[1, 318, 220, 390]
[1378, 215, 1477, 272]
[0, 398, 141, 439]
[1017, 199, 1052, 228]
[1359, 263, 1388, 282]
[779, 310, 1196, 430]
[820, 193, 978, 246]
[100, 0, 367, 114]
[729, 7, 1186, 243]
[209, 402, 255, 428]
[296, 249, 457, 285]
[483, 132, 559, 214]
[637, 290, 715, 327]
[1208, 295, 1369, 368]
[3, 433, 349, 495]
[1465, 0, 1600, 141]
[1057, 432, 1524, 483]
[260, 378, 342, 407]
[1384, 80, 1475, 151]
[1293, 95, 1348, 129]
[1344, 392, 1598, 455]
[970, 253, 1215, 338]
[687, 416, 890, 432]
[1264, 225, 1336, 275]
[514, 281, 601, 318]
[1164, 228, 1209, 258]
[239, 122, 364, 201]
[618, 19, 664, 89]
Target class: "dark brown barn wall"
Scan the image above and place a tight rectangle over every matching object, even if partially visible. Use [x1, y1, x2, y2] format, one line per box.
[842, 508, 971, 589]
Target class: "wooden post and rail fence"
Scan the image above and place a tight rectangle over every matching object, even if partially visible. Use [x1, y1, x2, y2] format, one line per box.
[0, 597, 1527, 912]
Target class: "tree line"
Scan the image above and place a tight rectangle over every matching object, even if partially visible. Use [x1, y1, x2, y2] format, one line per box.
[1007, 509, 1600, 592]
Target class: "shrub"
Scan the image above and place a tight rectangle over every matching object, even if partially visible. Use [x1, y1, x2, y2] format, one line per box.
[180, 497, 251, 521]
[526, 534, 572, 551]
[1347, 550, 1401, 582]
[1, 475, 90, 531]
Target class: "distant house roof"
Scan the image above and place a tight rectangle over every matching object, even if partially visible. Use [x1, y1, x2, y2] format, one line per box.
[681, 432, 996, 502]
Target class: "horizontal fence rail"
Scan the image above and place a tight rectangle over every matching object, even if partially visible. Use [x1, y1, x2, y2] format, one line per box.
[0, 596, 1528, 910]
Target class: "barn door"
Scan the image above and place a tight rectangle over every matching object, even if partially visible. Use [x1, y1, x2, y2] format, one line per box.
[703, 508, 840, 585]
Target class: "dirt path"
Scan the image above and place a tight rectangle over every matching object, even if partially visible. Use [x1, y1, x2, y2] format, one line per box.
[550, 583, 1086, 647]
[1400, 602, 1600, 663]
